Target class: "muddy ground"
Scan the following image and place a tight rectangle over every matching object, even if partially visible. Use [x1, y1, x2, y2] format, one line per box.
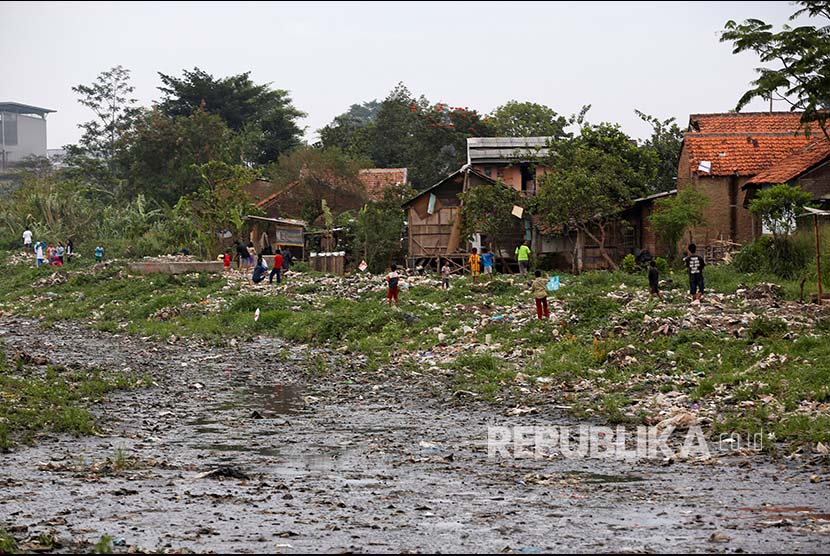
[1, 317, 829, 553]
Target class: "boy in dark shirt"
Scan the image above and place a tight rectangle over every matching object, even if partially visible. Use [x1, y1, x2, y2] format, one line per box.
[648, 260, 663, 300]
[683, 243, 706, 301]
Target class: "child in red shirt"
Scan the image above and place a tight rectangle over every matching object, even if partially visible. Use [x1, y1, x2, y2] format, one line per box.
[223, 251, 231, 272]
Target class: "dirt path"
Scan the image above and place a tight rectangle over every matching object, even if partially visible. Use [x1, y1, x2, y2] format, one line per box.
[1, 317, 828, 553]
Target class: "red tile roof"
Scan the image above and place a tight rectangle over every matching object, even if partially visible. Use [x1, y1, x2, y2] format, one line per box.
[359, 168, 408, 201]
[684, 112, 813, 176]
[689, 112, 805, 134]
[746, 139, 830, 185]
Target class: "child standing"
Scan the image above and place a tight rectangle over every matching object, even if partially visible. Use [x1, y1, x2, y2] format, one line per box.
[223, 250, 231, 272]
[481, 247, 495, 281]
[385, 264, 400, 307]
[468, 248, 481, 285]
[531, 270, 550, 319]
[648, 260, 663, 300]
[95, 243, 104, 263]
[441, 260, 450, 290]
[683, 243, 706, 301]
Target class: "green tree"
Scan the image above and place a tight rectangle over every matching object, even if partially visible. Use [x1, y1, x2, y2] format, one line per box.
[636, 110, 683, 192]
[748, 183, 813, 241]
[649, 186, 709, 261]
[157, 67, 306, 164]
[721, 1, 830, 139]
[121, 106, 240, 205]
[70, 65, 140, 178]
[352, 185, 414, 273]
[488, 100, 571, 139]
[317, 100, 380, 153]
[458, 180, 522, 256]
[533, 123, 658, 269]
[173, 161, 256, 258]
[316, 83, 495, 188]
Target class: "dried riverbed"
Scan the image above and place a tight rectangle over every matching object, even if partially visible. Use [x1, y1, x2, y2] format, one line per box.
[1, 317, 828, 553]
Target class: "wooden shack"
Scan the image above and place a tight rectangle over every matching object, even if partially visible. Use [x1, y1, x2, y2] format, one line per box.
[245, 215, 307, 260]
[402, 165, 523, 272]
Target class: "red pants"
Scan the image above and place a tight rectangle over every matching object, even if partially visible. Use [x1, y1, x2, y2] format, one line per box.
[535, 297, 549, 319]
[387, 286, 399, 303]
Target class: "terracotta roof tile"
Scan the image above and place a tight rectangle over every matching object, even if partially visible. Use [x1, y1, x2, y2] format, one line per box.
[689, 112, 806, 134]
[685, 112, 814, 176]
[747, 140, 830, 185]
[359, 168, 408, 201]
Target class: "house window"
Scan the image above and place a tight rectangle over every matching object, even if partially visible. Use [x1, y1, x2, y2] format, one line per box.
[496, 167, 504, 179]
[483, 166, 492, 178]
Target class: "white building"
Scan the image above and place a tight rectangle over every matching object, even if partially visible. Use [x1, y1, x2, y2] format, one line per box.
[0, 102, 55, 169]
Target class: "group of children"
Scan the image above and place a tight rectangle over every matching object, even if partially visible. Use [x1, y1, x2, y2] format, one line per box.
[24, 226, 105, 268]
[236, 244, 293, 285]
[384, 242, 708, 318]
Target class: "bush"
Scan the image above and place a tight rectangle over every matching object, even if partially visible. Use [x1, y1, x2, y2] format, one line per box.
[654, 257, 668, 274]
[733, 235, 813, 279]
[620, 253, 637, 273]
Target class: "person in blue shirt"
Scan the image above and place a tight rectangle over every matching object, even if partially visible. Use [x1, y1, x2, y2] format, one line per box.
[481, 247, 495, 281]
[251, 254, 268, 284]
[95, 243, 105, 262]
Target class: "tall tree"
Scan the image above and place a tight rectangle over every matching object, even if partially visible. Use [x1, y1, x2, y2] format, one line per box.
[316, 83, 495, 189]
[721, 1, 830, 139]
[70, 65, 140, 175]
[157, 67, 306, 164]
[488, 100, 571, 139]
[459, 180, 523, 258]
[533, 124, 658, 269]
[317, 100, 380, 153]
[636, 110, 683, 192]
[121, 106, 241, 205]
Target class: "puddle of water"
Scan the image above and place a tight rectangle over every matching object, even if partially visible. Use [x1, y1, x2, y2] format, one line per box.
[248, 384, 304, 414]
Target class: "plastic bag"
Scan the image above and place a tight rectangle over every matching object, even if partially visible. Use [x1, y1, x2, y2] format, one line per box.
[546, 275, 560, 292]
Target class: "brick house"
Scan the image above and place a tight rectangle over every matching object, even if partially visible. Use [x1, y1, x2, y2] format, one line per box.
[743, 138, 830, 211]
[678, 112, 814, 249]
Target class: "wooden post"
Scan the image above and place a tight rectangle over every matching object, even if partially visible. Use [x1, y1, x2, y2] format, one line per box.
[816, 214, 823, 306]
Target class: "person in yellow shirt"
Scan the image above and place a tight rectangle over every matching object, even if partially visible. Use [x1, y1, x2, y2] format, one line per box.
[468, 248, 481, 285]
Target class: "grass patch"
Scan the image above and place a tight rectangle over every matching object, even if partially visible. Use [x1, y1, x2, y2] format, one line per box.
[0, 350, 148, 449]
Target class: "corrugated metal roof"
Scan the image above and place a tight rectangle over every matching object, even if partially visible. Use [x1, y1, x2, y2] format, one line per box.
[245, 215, 307, 227]
[467, 136, 553, 163]
[0, 102, 56, 115]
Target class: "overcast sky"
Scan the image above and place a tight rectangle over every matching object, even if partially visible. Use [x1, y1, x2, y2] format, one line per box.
[1, 1, 802, 149]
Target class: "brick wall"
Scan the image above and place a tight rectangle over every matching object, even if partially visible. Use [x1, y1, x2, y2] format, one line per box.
[678, 144, 760, 248]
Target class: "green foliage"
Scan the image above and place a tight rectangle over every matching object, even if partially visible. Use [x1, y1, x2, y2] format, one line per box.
[317, 83, 495, 188]
[722, 2, 830, 139]
[92, 535, 114, 554]
[352, 186, 411, 273]
[458, 180, 522, 249]
[649, 186, 709, 260]
[70, 65, 140, 178]
[654, 257, 669, 274]
[488, 100, 571, 139]
[172, 161, 257, 258]
[748, 184, 813, 241]
[157, 67, 306, 164]
[534, 123, 658, 269]
[0, 364, 142, 449]
[620, 253, 637, 273]
[121, 106, 242, 205]
[635, 110, 684, 192]
[0, 529, 17, 553]
[748, 316, 788, 339]
[732, 234, 814, 278]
